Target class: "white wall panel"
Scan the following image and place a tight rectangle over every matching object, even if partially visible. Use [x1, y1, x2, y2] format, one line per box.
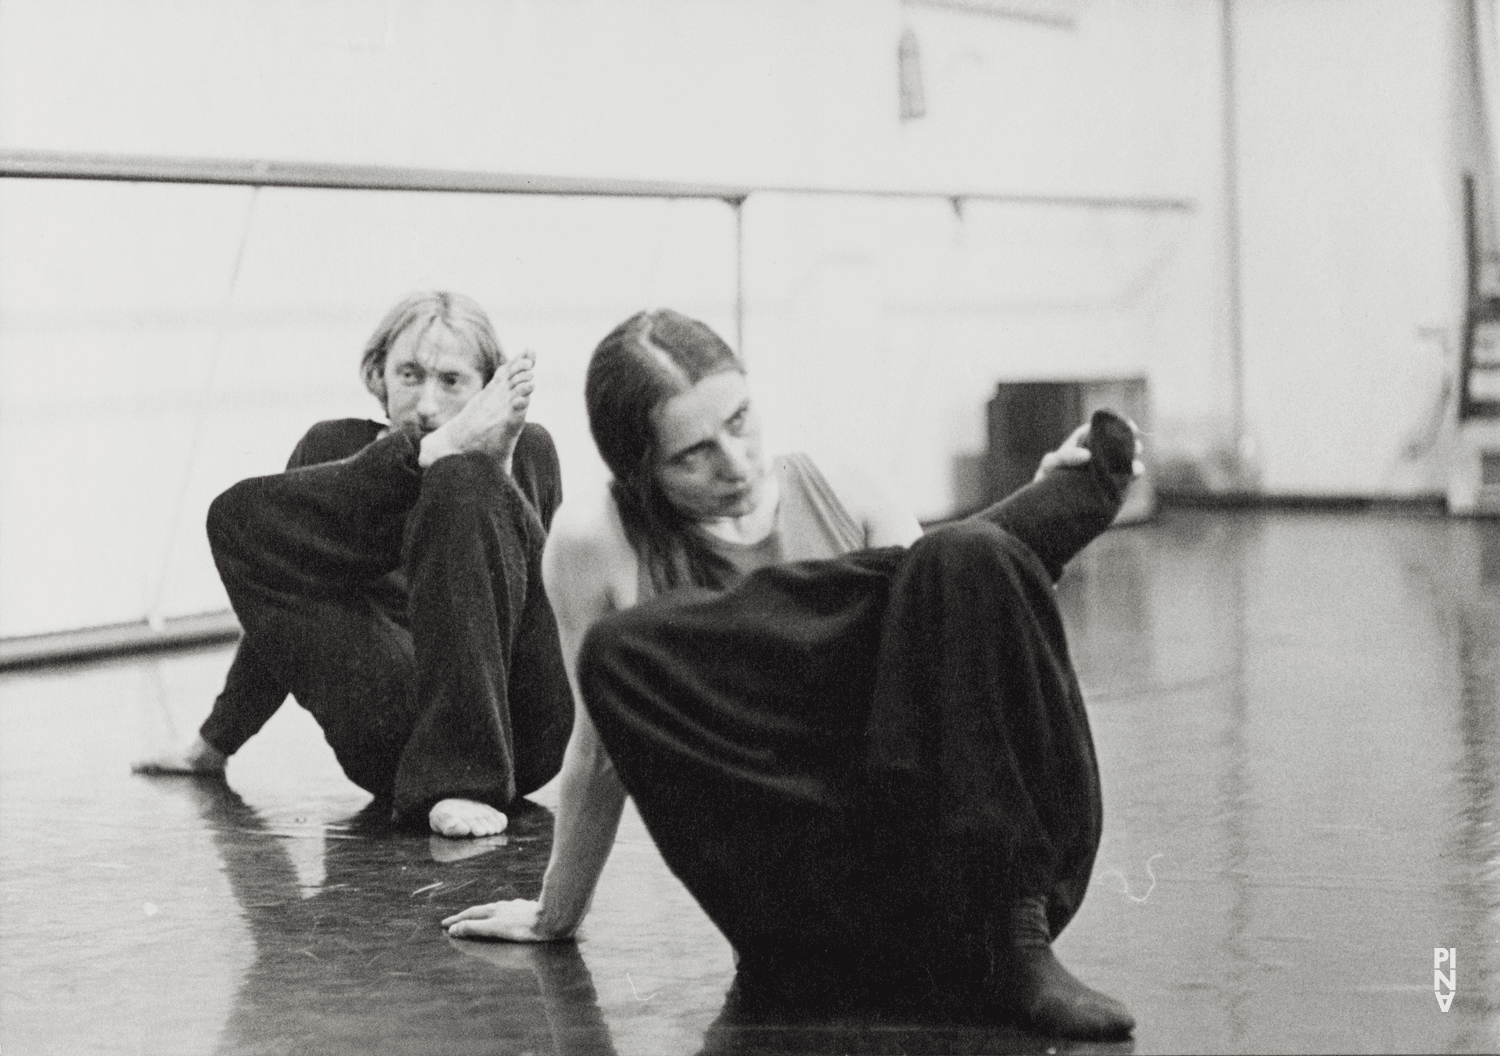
[1233, 0, 1468, 495]
[1, 0, 1246, 635]
[0, 182, 735, 636]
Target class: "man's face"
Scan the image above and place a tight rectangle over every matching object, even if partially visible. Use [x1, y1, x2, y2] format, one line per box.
[382, 324, 488, 438]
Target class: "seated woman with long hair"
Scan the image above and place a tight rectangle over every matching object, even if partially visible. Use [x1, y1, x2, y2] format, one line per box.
[443, 309, 1139, 1041]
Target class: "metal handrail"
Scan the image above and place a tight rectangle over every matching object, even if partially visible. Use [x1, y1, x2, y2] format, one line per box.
[0, 146, 1196, 664]
[0, 147, 1195, 212]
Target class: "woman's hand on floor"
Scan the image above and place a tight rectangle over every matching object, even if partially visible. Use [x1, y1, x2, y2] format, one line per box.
[443, 899, 561, 942]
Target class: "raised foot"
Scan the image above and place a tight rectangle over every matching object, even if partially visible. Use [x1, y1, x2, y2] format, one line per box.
[422, 349, 536, 473]
[131, 735, 226, 776]
[1085, 408, 1140, 480]
[996, 946, 1135, 1041]
[481, 349, 536, 471]
[429, 798, 509, 838]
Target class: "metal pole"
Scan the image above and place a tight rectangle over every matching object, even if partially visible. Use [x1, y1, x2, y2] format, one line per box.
[0, 145, 1198, 662]
[1222, 0, 1248, 467]
[0, 148, 1196, 213]
[734, 198, 747, 357]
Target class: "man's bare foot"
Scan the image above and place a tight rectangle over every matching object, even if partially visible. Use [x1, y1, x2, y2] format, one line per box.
[131, 735, 227, 776]
[429, 798, 509, 838]
[419, 350, 535, 475]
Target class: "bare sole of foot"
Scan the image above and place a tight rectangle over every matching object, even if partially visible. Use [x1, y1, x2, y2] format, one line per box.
[485, 350, 535, 474]
[429, 798, 509, 838]
[422, 350, 535, 473]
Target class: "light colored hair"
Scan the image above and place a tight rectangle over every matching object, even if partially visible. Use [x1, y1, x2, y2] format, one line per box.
[359, 291, 504, 406]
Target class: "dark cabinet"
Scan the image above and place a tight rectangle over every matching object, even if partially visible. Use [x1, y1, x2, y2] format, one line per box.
[986, 377, 1155, 524]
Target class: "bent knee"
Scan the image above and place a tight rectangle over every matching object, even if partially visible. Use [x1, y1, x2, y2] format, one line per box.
[577, 611, 636, 696]
[907, 519, 1045, 585]
[206, 481, 256, 558]
[576, 601, 685, 704]
[912, 518, 1030, 564]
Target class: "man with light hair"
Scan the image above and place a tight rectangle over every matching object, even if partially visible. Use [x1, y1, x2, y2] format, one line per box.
[136, 291, 572, 839]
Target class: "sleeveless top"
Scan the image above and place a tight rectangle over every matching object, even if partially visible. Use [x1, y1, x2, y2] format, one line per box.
[636, 452, 865, 602]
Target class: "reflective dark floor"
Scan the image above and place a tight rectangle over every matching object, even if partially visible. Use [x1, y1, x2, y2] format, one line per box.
[3, 509, 1499, 1055]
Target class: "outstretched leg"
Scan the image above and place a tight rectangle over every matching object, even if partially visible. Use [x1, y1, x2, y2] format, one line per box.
[133, 632, 284, 776]
[977, 409, 1138, 580]
[207, 434, 424, 800]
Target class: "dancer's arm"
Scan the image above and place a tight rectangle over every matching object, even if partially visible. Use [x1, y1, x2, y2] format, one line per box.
[535, 705, 629, 934]
[444, 496, 636, 942]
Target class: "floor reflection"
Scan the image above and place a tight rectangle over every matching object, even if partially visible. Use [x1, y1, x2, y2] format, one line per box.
[694, 994, 1134, 1056]
[1447, 531, 1500, 1050]
[4, 509, 1500, 1054]
[178, 780, 616, 1055]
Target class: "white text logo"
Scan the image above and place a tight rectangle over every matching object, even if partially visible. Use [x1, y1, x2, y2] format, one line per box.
[1435, 947, 1456, 1012]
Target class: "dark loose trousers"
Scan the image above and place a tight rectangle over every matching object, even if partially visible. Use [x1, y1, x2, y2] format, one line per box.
[202, 422, 573, 824]
[578, 429, 1132, 1006]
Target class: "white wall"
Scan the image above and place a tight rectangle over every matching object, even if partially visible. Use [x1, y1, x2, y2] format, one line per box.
[0, 0, 1209, 195]
[1, 0, 1473, 636]
[1233, 0, 1470, 497]
[0, 182, 737, 634]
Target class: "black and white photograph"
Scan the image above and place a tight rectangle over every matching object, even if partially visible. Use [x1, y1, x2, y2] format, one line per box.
[1, 1, 1497, 1053]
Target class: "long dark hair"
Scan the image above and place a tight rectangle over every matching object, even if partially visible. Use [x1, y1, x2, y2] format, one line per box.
[585, 309, 745, 593]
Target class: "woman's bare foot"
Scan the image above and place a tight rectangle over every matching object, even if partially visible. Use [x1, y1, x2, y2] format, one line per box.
[429, 798, 509, 838]
[419, 350, 536, 475]
[131, 735, 227, 776]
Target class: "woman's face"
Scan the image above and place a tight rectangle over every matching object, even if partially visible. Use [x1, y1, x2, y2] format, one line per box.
[651, 370, 769, 521]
